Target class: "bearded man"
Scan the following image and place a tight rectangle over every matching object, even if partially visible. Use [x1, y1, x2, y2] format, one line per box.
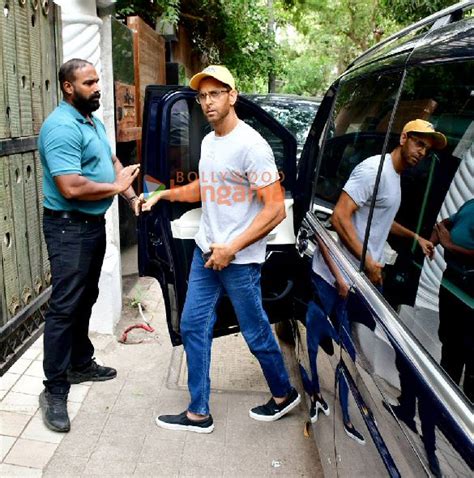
[38, 59, 140, 432]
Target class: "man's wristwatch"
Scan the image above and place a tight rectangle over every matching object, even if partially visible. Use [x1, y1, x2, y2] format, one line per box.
[127, 195, 138, 206]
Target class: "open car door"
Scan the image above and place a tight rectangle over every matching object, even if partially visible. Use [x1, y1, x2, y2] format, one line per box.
[138, 86, 301, 345]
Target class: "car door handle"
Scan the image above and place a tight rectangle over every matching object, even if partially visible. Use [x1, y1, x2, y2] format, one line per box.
[296, 228, 314, 257]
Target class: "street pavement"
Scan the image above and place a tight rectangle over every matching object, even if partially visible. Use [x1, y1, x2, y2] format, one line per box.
[0, 269, 322, 477]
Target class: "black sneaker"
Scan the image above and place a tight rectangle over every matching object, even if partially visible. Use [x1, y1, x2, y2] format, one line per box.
[249, 387, 301, 422]
[155, 411, 214, 434]
[68, 359, 117, 384]
[39, 389, 70, 433]
[344, 422, 365, 445]
[310, 396, 330, 423]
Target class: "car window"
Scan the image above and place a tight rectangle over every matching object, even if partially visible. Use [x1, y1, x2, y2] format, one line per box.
[168, 98, 210, 189]
[246, 96, 319, 159]
[257, 101, 317, 148]
[313, 71, 403, 207]
[381, 60, 474, 404]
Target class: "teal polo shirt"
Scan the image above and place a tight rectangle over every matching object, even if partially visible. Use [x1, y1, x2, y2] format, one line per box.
[449, 199, 474, 250]
[38, 100, 115, 215]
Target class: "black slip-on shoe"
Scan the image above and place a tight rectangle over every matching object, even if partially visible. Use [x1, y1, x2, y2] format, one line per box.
[344, 422, 365, 445]
[310, 395, 330, 423]
[249, 387, 301, 422]
[155, 411, 214, 434]
[68, 359, 117, 384]
[39, 389, 70, 433]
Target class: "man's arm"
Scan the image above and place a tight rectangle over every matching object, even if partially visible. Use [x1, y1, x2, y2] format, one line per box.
[390, 221, 434, 258]
[315, 235, 350, 298]
[206, 181, 286, 271]
[54, 163, 140, 202]
[331, 191, 383, 285]
[140, 179, 201, 211]
[435, 221, 474, 264]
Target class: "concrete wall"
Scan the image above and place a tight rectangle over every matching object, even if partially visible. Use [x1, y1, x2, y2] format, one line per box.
[53, 0, 121, 334]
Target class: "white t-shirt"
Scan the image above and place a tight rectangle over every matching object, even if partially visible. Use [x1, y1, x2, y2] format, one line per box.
[312, 154, 401, 285]
[195, 120, 279, 264]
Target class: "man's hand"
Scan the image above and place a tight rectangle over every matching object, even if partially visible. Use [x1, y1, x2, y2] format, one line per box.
[435, 222, 452, 249]
[129, 196, 144, 216]
[115, 164, 140, 193]
[140, 190, 166, 212]
[417, 236, 435, 259]
[335, 278, 350, 299]
[205, 243, 236, 271]
[365, 257, 384, 286]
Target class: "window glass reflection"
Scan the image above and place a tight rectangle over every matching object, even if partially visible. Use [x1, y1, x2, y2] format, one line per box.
[382, 61, 474, 403]
[314, 73, 402, 207]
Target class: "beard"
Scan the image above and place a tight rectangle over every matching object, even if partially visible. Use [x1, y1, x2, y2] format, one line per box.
[72, 91, 100, 114]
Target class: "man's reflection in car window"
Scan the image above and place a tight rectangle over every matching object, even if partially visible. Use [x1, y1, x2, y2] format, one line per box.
[385, 120, 473, 404]
[431, 199, 474, 401]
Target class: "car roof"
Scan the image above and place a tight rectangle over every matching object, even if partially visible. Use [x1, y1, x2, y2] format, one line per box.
[344, 0, 474, 77]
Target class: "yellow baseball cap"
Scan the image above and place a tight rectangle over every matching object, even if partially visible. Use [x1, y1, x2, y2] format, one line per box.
[189, 65, 236, 91]
[402, 119, 447, 150]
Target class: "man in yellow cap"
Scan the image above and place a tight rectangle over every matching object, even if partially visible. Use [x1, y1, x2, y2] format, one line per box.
[328, 118, 447, 285]
[306, 119, 447, 443]
[141, 65, 301, 433]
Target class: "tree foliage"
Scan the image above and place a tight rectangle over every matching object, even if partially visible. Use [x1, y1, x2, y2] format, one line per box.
[115, 0, 463, 95]
[379, 0, 459, 25]
[115, 0, 279, 92]
[179, 1, 280, 92]
[115, 0, 180, 28]
[278, 0, 401, 95]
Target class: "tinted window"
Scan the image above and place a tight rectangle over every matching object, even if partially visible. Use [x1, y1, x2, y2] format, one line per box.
[168, 98, 210, 189]
[314, 72, 403, 206]
[245, 95, 320, 159]
[382, 61, 474, 403]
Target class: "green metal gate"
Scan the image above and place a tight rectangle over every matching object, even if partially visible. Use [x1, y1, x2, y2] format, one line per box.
[0, 0, 61, 374]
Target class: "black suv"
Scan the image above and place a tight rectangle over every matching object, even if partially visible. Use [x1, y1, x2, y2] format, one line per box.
[139, 3, 473, 476]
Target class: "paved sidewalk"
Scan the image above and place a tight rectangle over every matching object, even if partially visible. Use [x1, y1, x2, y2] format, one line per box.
[1, 274, 322, 477]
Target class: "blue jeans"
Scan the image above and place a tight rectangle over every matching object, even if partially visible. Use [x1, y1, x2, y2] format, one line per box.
[306, 272, 352, 422]
[181, 248, 292, 415]
[307, 272, 377, 423]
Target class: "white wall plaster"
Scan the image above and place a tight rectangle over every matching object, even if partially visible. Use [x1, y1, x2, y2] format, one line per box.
[53, 0, 121, 334]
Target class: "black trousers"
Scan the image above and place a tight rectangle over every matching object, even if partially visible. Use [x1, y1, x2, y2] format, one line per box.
[42, 216, 106, 395]
[438, 268, 473, 402]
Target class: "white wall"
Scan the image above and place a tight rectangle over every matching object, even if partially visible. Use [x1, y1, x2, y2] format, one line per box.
[53, 0, 121, 334]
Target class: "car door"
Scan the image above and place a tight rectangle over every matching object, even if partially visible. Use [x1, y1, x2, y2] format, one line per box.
[358, 58, 473, 477]
[298, 48, 473, 478]
[138, 86, 301, 345]
[295, 66, 436, 477]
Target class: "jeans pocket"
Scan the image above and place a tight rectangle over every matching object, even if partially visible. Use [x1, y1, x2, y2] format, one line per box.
[61, 219, 82, 235]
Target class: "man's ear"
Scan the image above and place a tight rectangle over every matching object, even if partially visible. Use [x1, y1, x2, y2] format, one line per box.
[62, 80, 73, 97]
[229, 90, 238, 106]
[400, 131, 408, 146]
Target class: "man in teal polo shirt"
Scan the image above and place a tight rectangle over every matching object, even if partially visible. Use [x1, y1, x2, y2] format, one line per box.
[38, 58, 140, 432]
